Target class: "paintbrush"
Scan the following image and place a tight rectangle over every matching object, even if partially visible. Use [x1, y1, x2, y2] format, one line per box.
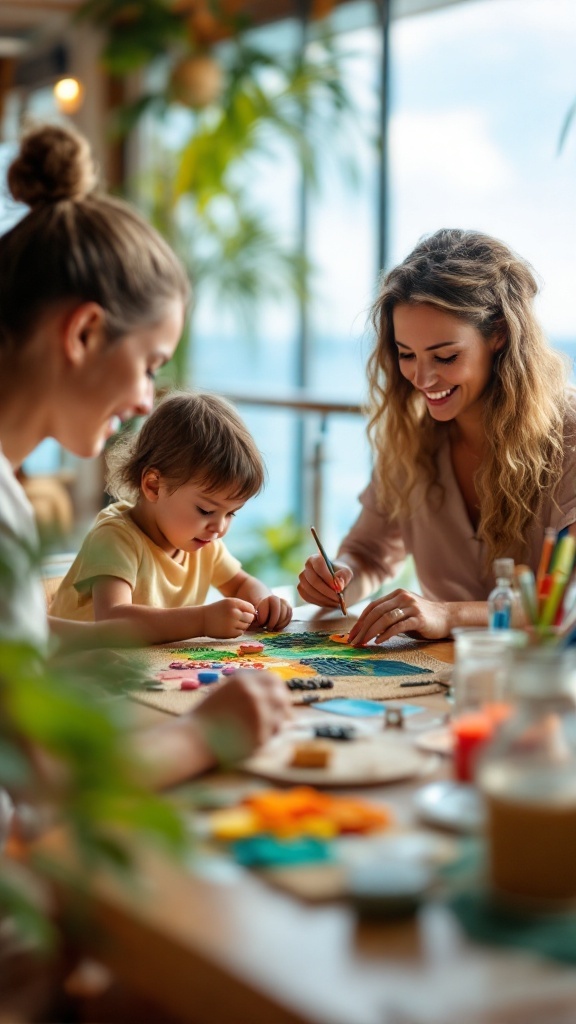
[310, 526, 347, 616]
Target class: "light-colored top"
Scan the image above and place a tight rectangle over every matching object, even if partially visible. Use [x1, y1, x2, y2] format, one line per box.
[340, 409, 576, 602]
[51, 501, 242, 621]
[0, 448, 48, 649]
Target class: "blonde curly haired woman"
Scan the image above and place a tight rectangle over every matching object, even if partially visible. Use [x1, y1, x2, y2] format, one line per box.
[298, 228, 576, 643]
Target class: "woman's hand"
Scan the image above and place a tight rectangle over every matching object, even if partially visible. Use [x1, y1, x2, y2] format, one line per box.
[193, 670, 291, 763]
[297, 554, 353, 608]
[347, 588, 452, 645]
[202, 598, 256, 638]
[255, 595, 293, 631]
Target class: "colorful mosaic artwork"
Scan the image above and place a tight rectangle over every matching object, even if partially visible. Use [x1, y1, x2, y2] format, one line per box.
[132, 628, 449, 714]
[150, 631, 432, 687]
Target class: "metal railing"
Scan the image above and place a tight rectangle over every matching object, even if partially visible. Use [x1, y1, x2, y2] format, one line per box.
[222, 389, 365, 535]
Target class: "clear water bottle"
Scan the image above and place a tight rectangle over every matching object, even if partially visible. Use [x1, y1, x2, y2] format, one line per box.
[488, 557, 515, 629]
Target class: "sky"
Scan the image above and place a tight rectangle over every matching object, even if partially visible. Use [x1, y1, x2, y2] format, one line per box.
[387, 0, 576, 339]
[198, 0, 576, 398]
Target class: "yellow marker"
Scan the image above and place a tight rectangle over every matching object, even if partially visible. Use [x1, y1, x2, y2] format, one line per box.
[539, 569, 570, 627]
[549, 534, 576, 578]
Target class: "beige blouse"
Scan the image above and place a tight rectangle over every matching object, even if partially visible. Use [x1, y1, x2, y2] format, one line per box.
[338, 403, 576, 603]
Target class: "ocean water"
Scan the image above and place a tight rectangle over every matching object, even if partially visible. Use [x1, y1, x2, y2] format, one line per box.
[192, 333, 576, 558]
[191, 328, 373, 558]
[25, 334, 576, 569]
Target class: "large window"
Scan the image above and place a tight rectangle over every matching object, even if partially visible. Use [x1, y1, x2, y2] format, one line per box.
[142, 3, 381, 567]
[390, 0, 576, 365]
[5, 0, 576, 578]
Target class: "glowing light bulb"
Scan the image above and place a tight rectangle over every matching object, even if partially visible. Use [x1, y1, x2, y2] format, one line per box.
[53, 77, 84, 114]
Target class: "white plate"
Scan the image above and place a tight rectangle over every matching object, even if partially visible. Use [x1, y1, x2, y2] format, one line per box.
[413, 726, 454, 756]
[241, 732, 438, 787]
[413, 780, 484, 834]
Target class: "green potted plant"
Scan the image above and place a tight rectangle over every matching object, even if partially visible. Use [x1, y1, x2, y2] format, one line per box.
[0, 536, 187, 1019]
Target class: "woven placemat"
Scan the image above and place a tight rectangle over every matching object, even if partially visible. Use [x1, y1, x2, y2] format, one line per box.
[129, 631, 452, 716]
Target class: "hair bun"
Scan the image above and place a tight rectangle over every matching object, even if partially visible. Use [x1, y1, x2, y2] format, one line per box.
[7, 123, 98, 208]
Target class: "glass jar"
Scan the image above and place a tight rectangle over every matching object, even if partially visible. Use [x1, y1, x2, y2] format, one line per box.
[450, 629, 527, 782]
[477, 646, 576, 910]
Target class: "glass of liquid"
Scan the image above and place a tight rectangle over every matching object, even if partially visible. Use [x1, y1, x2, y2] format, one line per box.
[450, 629, 527, 782]
[477, 646, 576, 910]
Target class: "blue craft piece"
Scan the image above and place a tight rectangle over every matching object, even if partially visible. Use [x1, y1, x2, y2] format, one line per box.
[198, 670, 219, 684]
[311, 698, 425, 717]
[299, 657, 432, 677]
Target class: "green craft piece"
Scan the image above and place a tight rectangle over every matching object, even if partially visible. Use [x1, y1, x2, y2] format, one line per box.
[168, 647, 240, 658]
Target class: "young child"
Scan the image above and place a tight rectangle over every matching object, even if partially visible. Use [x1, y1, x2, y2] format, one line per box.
[51, 390, 293, 642]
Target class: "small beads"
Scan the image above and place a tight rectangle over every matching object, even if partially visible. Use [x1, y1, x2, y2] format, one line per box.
[286, 677, 334, 691]
[313, 724, 355, 741]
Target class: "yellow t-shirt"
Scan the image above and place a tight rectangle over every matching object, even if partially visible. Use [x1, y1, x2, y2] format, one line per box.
[51, 501, 242, 622]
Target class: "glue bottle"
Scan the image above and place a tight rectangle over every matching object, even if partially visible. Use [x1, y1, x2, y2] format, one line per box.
[488, 558, 515, 629]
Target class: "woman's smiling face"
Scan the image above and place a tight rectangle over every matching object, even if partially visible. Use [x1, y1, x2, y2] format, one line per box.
[392, 302, 503, 424]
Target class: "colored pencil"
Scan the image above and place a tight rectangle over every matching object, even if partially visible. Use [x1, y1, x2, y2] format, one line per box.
[310, 526, 347, 616]
[559, 574, 576, 634]
[549, 534, 576, 579]
[539, 568, 571, 628]
[536, 527, 557, 596]
[537, 536, 576, 627]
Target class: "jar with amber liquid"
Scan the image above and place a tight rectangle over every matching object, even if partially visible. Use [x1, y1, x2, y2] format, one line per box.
[477, 647, 576, 910]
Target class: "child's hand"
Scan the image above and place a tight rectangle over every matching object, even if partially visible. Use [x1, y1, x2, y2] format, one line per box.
[255, 595, 293, 631]
[193, 670, 291, 762]
[297, 554, 353, 608]
[202, 598, 256, 638]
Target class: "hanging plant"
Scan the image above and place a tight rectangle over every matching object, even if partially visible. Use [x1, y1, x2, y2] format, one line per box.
[75, 0, 362, 386]
[169, 51, 224, 108]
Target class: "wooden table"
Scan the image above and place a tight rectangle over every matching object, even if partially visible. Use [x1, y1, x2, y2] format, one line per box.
[49, 608, 576, 1024]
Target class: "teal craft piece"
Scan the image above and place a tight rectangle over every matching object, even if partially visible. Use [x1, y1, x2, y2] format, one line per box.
[299, 657, 432, 677]
[232, 835, 332, 868]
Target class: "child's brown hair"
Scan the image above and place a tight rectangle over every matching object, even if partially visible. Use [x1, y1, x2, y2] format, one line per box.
[105, 390, 265, 503]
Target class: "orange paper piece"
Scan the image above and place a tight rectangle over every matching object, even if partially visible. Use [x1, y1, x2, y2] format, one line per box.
[209, 786, 392, 841]
[329, 633, 350, 644]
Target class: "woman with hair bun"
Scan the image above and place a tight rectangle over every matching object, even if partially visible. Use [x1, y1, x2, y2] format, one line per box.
[0, 123, 290, 783]
[298, 228, 576, 644]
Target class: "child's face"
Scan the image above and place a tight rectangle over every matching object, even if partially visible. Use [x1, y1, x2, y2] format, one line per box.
[149, 478, 246, 555]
